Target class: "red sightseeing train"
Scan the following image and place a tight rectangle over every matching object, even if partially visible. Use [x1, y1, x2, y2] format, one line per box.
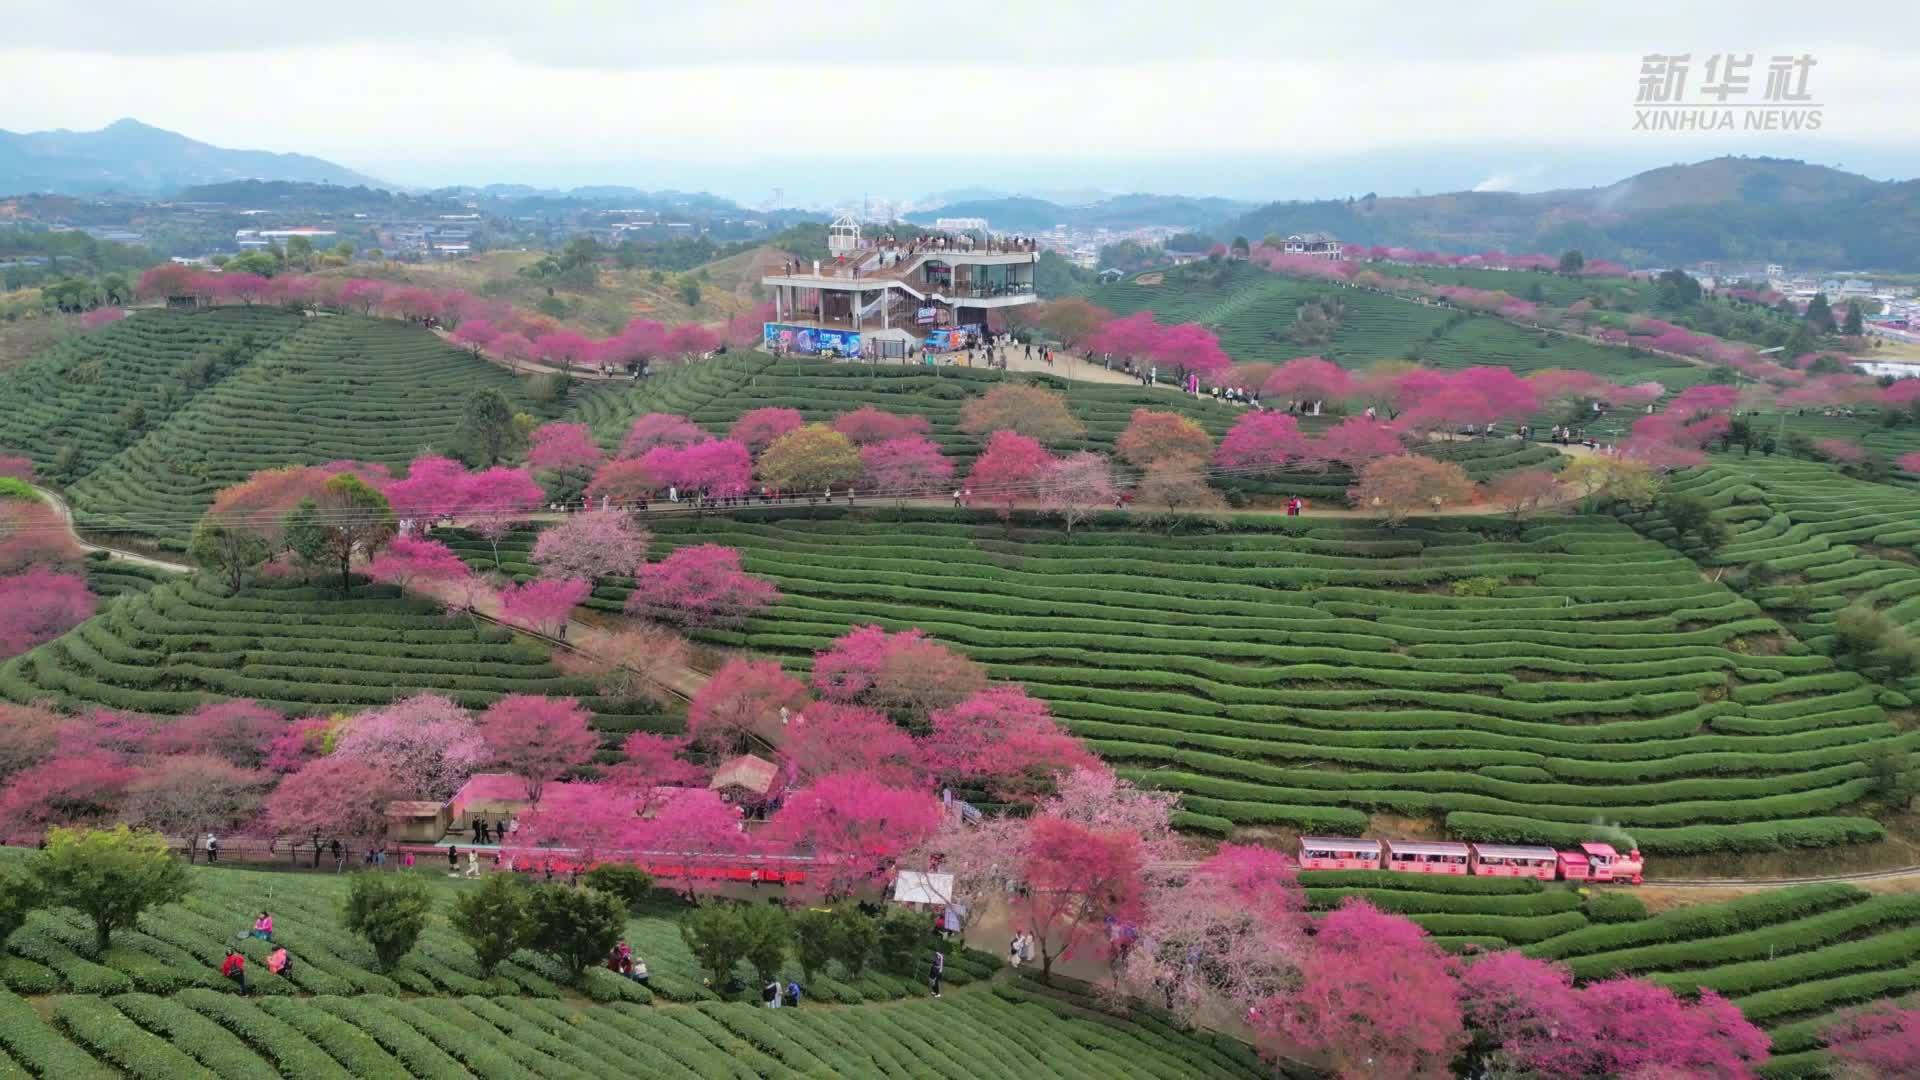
[1297, 837, 1645, 884]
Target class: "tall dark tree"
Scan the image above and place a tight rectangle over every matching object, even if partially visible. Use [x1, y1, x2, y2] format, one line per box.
[1806, 292, 1835, 333]
[1557, 249, 1585, 275]
[1843, 302, 1864, 336]
[455, 389, 523, 466]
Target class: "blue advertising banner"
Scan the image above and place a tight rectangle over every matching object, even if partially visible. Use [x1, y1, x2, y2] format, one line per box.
[763, 323, 863, 357]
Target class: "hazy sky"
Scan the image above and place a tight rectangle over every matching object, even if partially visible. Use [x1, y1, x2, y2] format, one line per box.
[5, 0, 1917, 203]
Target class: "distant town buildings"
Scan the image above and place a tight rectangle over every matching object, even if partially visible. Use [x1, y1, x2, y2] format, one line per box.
[934, 216, 989, 233]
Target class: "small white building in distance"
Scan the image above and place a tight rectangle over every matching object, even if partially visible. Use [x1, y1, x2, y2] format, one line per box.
[1282, 232, 1344, 261]
[934, 217, 989, 233]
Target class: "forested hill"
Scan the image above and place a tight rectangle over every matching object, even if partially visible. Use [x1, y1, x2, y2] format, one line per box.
[1227, 157, 1920, 270]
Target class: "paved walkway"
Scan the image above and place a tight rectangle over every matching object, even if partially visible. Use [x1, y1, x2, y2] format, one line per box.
[31, 485, 191, 572]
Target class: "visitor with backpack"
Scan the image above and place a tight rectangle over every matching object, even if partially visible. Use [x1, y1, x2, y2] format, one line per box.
[267, 947, 292, 979]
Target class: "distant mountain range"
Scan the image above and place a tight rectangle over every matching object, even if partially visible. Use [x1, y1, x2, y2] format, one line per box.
[0, 119, 384, 195]
[905, 193, 1255, 232]
[1226, 157, 1920, 270]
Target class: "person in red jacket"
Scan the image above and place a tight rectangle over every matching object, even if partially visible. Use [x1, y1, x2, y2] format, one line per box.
[220, 949, 247, 995]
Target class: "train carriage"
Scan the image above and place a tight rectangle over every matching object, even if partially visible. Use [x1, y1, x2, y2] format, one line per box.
[1297, 837, 1382, 871]
[1468, 843, 1559, 880]
[1384, 840, 1471, 875]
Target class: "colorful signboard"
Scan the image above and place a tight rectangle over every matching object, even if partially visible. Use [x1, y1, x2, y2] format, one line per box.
[763, 323, 863, 357]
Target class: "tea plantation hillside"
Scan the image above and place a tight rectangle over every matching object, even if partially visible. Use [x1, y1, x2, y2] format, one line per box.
[569, 353, 1565, 501]
[1084, 262, 1700, 386]
[58, 314, 546, 548]
[452, 509, 1909, 857]
[0, 307, 302, 485]
[0, 575, 667, 751]
[1643, 458, 1920, 666]
[0, 857, 1262, 1079]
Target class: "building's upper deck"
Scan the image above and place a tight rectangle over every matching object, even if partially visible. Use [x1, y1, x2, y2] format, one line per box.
[763, 231, 1040, 298]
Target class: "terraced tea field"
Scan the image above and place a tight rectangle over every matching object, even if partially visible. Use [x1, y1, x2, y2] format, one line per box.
[1647, 458, 1920, 665]
[62, 315, 547, 549]
[0, 307, 300, 483]
[460, 509, 1907, 855]
[0, 857, 1252, 1080]
[1086, 264, 1698, 385]
[0, 575, 665, 750]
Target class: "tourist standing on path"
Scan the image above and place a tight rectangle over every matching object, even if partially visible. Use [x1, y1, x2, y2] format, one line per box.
[929, 950, 944, 998]
[447, 844, 458, 873]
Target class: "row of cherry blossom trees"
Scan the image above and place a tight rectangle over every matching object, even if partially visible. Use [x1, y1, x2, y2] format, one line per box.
[133, 266, 760, 366]
[0, 689, 604, 849]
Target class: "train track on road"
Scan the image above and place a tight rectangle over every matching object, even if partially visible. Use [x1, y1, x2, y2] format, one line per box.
[1646, 865, 1920, 889]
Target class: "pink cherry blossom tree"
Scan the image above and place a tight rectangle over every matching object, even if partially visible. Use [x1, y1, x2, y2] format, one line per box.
[1825, 1003, 1920, 1079]
[630, 788, 753, 898]
[1899, 451, 1920, 475]
[1313, 417, 1406, 471]
[526, 422, 604, 475]
[1015, 816, 1146, 984]
[611, 731, 707, 800]
[1148, 323, 1231, 382]
[923, 686, 1095, 806]
[264, 755, 409, 839]
[967, 429, 1052, 525]
[783, 703, 921, 787]
[461, 467, 544, 567]
[584, 458, 661, 505]
[860, 436, 954, 503]
[1112, 842, 1306, 1022]
[530, 509, 651, 582]
[625, 544, 778, 629]
[139, 699, 290, 770]
[773, 772, 943, 900]
[0, 749, 135, 838]
[832, 406, 933, 445]
[1087, 311, 1166, 367]
[380, 455, 470, 523]
[479, 694, 601, 801]
[1257, 898, 1467, 1079]
[686, 658, 809, 755]
[618, 413, 707, 459]
[498, 577, 590, 637]
[1216, 412, 1309, 476]
[730, 407, 806, 452]
[363, 536, 470, 590]
[1262, 357, 1353, 408]
[639, 438, 753, 498]
[1038, 451, 1118, 534]
[1574, 979, 1769, 1078]
[0, 568, 95, 656]
[331, 694, 489, 800]
[1041, 766, 1179, 859]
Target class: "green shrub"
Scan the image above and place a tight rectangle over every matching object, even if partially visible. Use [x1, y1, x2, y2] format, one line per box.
[1584, 891, 1647, 923]
[342, 873, 432, 972]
